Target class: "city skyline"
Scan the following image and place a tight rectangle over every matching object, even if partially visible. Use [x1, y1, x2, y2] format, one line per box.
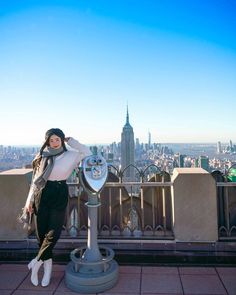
[1, 1, 236, 145]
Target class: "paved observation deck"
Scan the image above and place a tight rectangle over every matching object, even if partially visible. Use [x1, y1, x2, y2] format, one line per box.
[0, 263, 236, 294]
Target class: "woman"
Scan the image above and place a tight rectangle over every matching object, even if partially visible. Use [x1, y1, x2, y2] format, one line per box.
[25, 128, 91, 287]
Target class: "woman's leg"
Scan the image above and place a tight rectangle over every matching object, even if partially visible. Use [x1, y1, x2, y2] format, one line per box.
[34, 206, 50, 249]
[31, 181, 68, 286]
[36, 181, 68, 261]
[29, 188, 49, 286]
[37, 208, 66, 260]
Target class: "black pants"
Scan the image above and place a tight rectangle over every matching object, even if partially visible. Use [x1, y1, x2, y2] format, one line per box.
[34, 180, 68, 261]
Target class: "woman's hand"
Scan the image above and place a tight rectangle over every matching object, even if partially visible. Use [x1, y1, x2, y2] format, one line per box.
[25, 201, 34, 214]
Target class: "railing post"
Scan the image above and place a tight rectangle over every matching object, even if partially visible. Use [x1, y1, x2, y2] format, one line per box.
[162, 173, 167, 233]
[224, 186, 230, 236]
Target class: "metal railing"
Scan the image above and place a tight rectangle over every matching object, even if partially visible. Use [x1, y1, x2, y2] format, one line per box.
[216, 182, 236, 240]
[65, 172, 236, 241]
[64, 167, 174, 240]
[212, 165, 236, 240]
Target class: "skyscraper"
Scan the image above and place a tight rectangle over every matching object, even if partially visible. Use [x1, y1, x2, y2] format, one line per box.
[217, 141, 222, 154]
[199, 155, 209, 171]
[148, 131, 151, 149]
[178, 154, 185, 167]
[121, 106, 135, 180]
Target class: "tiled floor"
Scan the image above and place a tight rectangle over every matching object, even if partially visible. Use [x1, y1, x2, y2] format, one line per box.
[0, 263, 236, 295]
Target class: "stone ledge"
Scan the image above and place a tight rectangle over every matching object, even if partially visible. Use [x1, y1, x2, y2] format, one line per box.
[0, 168, 32, 175]
[1, 240, 236, 266]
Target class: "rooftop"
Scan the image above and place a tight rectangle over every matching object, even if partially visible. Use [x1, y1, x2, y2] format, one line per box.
[0, 263, 235, 294]
[0, 167, 236, 294]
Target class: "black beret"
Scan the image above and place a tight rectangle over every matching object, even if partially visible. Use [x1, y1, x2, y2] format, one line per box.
[45, 128, 65, 141]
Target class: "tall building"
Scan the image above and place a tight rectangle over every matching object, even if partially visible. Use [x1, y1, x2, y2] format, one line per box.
[199, 155, 209, 171]
[90, 146, 98, 155]
[217, 141, 222, 154]
[121, 107, 135, 181]
[135, 138, 141, 159]
[148, 131, 151, 149]
[178, 154, 185, 168]
[110, 142, 118, 159]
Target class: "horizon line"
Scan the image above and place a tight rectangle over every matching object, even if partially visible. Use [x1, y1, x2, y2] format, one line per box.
[0, 142, 233, 147]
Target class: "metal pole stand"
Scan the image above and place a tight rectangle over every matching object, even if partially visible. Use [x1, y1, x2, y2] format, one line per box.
[65, 155, 119, 293]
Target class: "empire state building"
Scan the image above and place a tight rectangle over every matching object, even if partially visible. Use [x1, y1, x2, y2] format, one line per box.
[121, 107, 135, 180]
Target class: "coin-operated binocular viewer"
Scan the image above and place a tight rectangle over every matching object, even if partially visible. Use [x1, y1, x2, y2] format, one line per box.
[65, 155, 119, 293]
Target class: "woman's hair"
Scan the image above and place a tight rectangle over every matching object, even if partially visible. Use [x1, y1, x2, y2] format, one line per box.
[32, 154, 42, 171]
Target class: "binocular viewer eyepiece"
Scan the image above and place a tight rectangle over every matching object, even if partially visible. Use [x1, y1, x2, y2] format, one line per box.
[79, 155, 108, 195]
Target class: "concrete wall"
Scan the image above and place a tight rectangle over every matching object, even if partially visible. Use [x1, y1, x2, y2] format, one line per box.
[171, 168, 218, 242]
[0, 169, 32, 239]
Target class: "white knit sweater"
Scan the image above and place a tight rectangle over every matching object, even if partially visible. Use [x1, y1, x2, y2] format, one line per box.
[26, 137, 92, 206]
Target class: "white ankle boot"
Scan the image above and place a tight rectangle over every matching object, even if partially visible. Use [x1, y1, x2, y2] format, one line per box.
[41, 258, 52, 287]
[28, 258, 43, 286]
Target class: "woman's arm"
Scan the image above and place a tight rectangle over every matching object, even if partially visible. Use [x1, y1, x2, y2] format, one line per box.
[65, 137, 92, 159]
[24, 159, 39, 213]
[24, 183, 36, 213]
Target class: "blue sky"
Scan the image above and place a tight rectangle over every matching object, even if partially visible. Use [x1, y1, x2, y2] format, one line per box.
[1, 0, 236, 145]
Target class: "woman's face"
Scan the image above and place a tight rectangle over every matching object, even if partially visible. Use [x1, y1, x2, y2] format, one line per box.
[49, 134, 62, 149]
